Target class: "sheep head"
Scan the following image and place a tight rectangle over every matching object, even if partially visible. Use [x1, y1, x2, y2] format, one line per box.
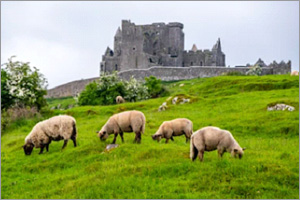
[23, 143, 34, 155]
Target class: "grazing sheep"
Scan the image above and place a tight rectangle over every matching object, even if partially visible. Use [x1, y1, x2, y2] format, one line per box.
[158, 102, 168, 112]
[190, 126, 245, 162]
[152, 118, 193, 143]
[97, 110, 146, 144]
[291, 71, 299, 76]
[116, 96, 125, 104]
[23, 115, 77, 155]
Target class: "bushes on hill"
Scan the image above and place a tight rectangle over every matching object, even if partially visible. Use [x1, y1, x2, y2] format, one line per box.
[246, 65, 262, 76]
[1, 56, 48, 110]
[78, 73, 167, 106]
[1, 56, 48, 130]
[145, 76, 168, 98]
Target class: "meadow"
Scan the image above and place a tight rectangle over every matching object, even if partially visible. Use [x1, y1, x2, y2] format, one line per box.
[1, 75, 299, 199]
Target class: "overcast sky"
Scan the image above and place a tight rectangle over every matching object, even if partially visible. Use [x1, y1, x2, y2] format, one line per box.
[1, 1, 299, 89]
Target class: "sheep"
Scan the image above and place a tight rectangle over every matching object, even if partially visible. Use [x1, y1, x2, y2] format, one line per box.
[152, 118, 193, 143]
[23, 115, 77, 155]
[97, 110, 146, 144]
[116, 96, 125, 104]
[190, 126, 245, 162]
[291, 71, 299, 76]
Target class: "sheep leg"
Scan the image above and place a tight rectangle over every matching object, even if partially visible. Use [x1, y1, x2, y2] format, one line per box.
[39, 145, 45, 154]
[170, 136, 174, 141]
[62, 140, 68, 149]
[135, 132, 141, 144]
[218, 148, 224, 158]
[112, 133, 118, 144]
[71, 136, 77, 147]
[192, 146, 199, 161]
[198, 150, 204, 162]
[46, 144, 49, 152]
[119, 132, 124, 143]
[165, 138, 169, 144]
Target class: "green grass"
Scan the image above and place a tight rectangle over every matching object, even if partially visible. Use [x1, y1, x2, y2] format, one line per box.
[1, 75, 299, 199]
[46, 96, 76, 109]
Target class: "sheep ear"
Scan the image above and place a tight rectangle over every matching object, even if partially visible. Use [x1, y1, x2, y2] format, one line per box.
[242, 147, 246, 151]
[234, 149, 238, 153]
[95, 131, 98, 134]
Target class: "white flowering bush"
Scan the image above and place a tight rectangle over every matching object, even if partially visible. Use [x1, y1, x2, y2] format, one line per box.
[246, 65, 262, 76]
[124, 76, 149, 102]
[78, 73, 151, 105]
[1, 56, 48, 110]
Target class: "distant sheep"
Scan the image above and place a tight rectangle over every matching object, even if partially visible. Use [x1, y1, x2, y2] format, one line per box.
[291, 71, 299, 76]
[152, 118, 193, 143]
[116, 96, 125, 104]
[190, 126, 245, 162]
[23, 115, 77, 155]
[97, 110, 146, 144]
[158, 102, 168, 112]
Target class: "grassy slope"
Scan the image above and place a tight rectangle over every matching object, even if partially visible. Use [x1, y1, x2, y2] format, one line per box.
[1, 75, 299, 199]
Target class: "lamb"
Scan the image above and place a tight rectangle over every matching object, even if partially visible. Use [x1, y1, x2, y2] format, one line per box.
[190, 126, 245, 162]
[116, 96, 125, 104]
[23, 115, 77, 155]
[97, 110, 146, 144]
[152, 118, 193, 143]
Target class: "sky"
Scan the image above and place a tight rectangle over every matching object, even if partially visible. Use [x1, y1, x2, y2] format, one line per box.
[1, 1, 299, 89]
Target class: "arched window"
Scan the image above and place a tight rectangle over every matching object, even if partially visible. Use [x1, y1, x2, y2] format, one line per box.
[200, 61, 203, 66]
[115, 64, 118, 71]
[191, 62, 193, 66]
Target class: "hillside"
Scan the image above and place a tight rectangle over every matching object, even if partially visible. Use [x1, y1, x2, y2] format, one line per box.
[1, 75, 299, 199]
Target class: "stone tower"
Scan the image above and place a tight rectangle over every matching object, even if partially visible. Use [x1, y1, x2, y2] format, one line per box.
[100, 20, 226, 74]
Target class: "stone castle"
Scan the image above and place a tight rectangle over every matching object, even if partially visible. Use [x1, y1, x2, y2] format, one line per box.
[46, 20, 291, 98]
[100, 20, 225, 74]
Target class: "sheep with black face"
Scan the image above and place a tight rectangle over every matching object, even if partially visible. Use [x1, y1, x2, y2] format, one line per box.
[23, 115, 77, 155]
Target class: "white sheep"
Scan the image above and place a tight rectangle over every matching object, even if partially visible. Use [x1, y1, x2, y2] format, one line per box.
[190, 126, 245, 161]
[97, 110, 146, 144]
[116, 96, 125, 104]
[152, 118, 193, 143]
[23, 115, 77, 155]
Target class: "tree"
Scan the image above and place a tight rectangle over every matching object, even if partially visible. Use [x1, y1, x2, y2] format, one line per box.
[1, 56, 48, 110]
[145, 76, 167, 98]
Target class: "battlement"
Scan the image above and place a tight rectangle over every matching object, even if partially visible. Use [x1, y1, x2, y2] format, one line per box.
[167, 22, 184, 29]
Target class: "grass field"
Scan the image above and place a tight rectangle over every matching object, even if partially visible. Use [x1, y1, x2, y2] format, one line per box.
[1, 75, 299, 199]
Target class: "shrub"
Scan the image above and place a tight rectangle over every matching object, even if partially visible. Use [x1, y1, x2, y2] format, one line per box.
[1, 56, 48, 110]
[221, 71, 244, 76]
[145, 76, 168, 98]
[125, 77, 149, 102]
[78, 72, 126, 105]
[246, 65, 262, 76]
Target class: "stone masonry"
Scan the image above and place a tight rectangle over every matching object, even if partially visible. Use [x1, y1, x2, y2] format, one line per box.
[45, 20, 291, 98]
[100, 20, 225, 74]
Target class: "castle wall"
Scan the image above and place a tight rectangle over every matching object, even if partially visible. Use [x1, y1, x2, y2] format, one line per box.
[46, 65, 290, 98]
[117, 66, 274, 81]
[45, 77, 99, 98]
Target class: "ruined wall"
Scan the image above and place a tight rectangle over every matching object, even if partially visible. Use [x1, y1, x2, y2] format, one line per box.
[46, 77, 99, 98]
[117, 66, 274, 81]
[46, 64, 290, 98]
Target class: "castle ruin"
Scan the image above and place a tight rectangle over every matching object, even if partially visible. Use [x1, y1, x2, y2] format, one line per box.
[46, 20, 291, 98]
[100, 20, 225, 74]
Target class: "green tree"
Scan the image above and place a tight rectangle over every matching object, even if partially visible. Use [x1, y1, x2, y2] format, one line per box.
[1, 69, 13, 110]
[78, 72, 126, 105]
[144, 76, 167, 98]
[1, 56, 48, 110]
